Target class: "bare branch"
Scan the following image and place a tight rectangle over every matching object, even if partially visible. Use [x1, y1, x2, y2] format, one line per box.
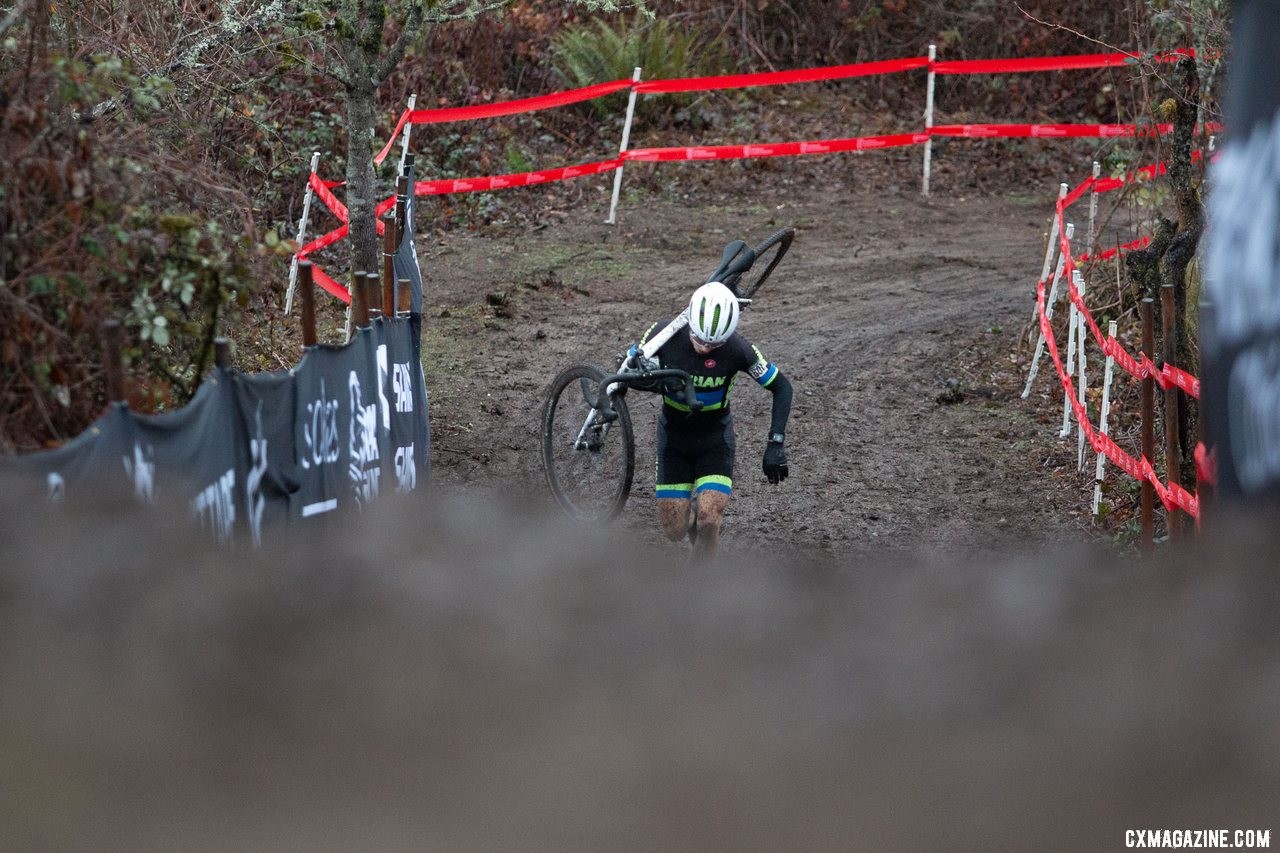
[361, 0, 389, 60]
[424, 0, 514, 26]
[0, 286, 70, 344]
[0, 0, 36, 39]
[1013, 3, 1134, 55]
[1012, 1, 1201, 107]
[374, 0, 429, 84]
[72, 0, 291, 122]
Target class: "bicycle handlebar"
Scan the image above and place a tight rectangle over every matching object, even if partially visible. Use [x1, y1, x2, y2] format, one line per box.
[592, 227, 797, 422]
[595, 368, 702, 416]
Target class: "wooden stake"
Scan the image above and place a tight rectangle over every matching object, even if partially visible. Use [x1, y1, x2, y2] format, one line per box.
[1161, 283, 1183, 539]
[396, 278, 412, 317]
[364, 272, 382, 322]
[1140, 298, 1155, 549]
[351, 269, 370, 332]
[102, 319, 125, 404]
[382, 212, 397, 317]
[214, 337, 232, 369]
[298, 260, 318, 348]
[395, 175, 410, 240]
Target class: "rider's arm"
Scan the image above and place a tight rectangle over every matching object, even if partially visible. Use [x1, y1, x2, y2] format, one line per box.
[760, 370, 792, 485]
[764, 372, 792, 439]
[637, 320, 663, 348]
[745, 342, 792, 439]
[624, 319, 664, 370]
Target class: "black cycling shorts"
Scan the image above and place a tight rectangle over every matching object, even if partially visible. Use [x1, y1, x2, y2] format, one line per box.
[655, 413, 735, 499]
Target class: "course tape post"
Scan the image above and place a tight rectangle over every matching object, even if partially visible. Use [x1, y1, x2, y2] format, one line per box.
[304, 47, 1208, 316]
[625, 133, 930, 162]
[367, 47, 1200, 177]
[1052, 172, 1202, 400]
[933, 46, 1195, 75]
[931, 123, 1174, 139]
[1038, 277, 1200, 520]
[373, 79, 634, 165]
[1029, 157, 1204, 522]
[632, 57, 930, 94]
[292, 46, 1213, 523]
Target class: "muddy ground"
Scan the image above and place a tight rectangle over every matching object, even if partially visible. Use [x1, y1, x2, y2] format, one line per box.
[9, 159, 1278, 852]
[411, 163, 1109, 560]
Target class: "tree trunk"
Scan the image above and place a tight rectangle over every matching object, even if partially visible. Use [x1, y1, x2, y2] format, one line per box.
[1124, 217, 1175, 304]
[1165, 56, 1204, 481]
[332, 0, 429, 283]
[345, 79, 382, 279]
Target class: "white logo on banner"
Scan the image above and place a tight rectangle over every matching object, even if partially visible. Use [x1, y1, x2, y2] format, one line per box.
[377, 343, 392, 430]
[47, 472, 65, 505]
[1206, 111, 1280, 488]
[192, 469, 236, 544]
[1206, 112, 1280, 347]
[122, 441, 156, 504]
[301, 378, 341, 470]
[349, 370, 380, 506]
[395, 443, 416, 493]
[1228, 340, 1280, 489]
[246, 403, 268, 546]
[393, 362, 414, 413]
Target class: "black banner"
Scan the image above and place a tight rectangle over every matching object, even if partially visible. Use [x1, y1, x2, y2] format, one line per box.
[1202, 0, 1280, 504]
[1, 316, 431, 545]
[394, 162, 425, 316]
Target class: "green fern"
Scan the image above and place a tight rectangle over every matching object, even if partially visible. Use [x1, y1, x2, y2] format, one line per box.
[550, 15, 731, 117]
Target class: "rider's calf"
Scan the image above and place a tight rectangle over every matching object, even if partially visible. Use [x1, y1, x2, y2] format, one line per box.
[693, 490, 729, 558]
[658, 497, 693, 541]
[658, 491, 729, 552]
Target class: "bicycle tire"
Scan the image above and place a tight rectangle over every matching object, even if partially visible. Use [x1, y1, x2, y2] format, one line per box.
[541, 363, 636, 522]
[736, 227, 795, 300]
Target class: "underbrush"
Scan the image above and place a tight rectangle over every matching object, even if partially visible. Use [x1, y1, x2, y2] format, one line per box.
[1, 0, 1226, 454]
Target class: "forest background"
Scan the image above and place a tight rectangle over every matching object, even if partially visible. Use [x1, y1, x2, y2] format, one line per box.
[0, 0, 1227, 453]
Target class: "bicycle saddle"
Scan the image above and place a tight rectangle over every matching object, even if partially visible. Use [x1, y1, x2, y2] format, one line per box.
[704, 239, 757, 294]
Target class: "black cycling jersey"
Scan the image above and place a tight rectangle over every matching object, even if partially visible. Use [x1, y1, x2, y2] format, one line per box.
[639, 317, 781, 426]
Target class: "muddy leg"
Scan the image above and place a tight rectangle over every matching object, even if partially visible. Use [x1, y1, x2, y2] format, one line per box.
[693, 490, 730, 560]
[658, 497, 694, 542]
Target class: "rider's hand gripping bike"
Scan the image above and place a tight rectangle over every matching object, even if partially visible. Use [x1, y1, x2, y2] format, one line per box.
[540, 227, 795, 522]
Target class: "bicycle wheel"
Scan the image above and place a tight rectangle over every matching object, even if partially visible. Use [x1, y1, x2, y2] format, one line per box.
[736, 227, 795, 300]
[541, 363, 635, 522]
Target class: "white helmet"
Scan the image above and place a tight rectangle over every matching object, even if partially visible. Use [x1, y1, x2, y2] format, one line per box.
[688, 281, 740, 345]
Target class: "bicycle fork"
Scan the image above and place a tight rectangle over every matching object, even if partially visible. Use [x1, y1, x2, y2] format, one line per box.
[573, 378, 618, 452]
[573, 407, 614, 452]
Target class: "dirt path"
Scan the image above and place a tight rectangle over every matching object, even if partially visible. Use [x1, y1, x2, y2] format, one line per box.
[416, 177, 1098, 558]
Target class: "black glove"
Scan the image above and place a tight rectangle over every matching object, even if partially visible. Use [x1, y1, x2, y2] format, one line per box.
[618, 346, 637, 371]
[762, 440, 788, 484]
[622, 344, 658, 373]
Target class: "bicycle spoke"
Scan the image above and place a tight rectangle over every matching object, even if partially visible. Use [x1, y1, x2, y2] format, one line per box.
[542, 364, 634, 522]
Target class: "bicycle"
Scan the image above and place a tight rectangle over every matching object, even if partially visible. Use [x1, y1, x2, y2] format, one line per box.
[540, 227, 795, 522]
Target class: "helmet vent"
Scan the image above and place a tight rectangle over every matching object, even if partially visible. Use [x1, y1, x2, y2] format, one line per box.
[688, 281, 740, 345]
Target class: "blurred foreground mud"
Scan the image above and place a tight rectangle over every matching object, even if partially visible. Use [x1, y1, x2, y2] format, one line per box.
[0, 484, 1276, 851]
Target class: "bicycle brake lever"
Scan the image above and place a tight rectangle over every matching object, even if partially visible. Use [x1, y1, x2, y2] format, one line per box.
[683, 374, 704, 413]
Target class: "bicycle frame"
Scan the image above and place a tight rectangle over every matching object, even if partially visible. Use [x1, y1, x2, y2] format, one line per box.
[580, 294, 766, 439]
[625, 296, 749, 365]
[635, 309, 691, 361]
[568, 311, 697, 452]
[542, 227, 793, 523]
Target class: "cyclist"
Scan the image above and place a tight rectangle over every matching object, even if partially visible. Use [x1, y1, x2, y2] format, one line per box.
[625, 280, 793, 559]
